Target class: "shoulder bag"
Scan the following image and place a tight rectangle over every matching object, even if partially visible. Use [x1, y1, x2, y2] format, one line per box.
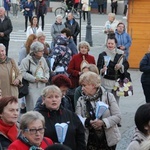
[18, 60, 32, 98]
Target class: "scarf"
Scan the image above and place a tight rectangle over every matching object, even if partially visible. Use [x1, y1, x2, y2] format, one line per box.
[0, 119, 18, 142]
[0, 56, 7, 64]
[82, 87, 102, 102]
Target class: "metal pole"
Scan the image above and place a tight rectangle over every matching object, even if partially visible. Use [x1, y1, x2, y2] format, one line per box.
[79, 0, 82, 42]
[85, 10, 93, 46]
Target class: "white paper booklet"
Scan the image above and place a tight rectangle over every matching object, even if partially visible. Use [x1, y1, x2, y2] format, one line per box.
[55, 123, 68, 144]
[95, 101, 109, 119]
[103, 56, 111, 75]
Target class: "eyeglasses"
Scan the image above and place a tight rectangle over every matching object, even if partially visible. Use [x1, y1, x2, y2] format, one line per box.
[24, 128, 45, 134]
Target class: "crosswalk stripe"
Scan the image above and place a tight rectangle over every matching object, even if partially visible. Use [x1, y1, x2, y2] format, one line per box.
[10, 24, 104, 42]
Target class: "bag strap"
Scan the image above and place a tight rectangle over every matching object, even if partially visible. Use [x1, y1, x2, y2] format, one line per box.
[28, 59, 31, 72]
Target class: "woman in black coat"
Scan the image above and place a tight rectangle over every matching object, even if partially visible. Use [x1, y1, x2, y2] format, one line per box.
[35, 85, 86, 150]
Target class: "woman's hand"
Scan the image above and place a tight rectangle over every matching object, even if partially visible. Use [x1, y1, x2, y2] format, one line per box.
[115, 64, 122, 70]
[39, 78, 48, 83]
[90, 119, 104, 130]
[101, 65, 107, 73]
[13, 79, 20, 86]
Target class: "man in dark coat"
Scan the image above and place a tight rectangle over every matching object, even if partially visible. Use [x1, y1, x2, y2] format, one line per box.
[64, 13, 80, 45]
[0, 7, 13, 56]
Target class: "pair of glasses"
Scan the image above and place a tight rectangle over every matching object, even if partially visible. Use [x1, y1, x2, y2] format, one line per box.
[24, 128, 45, 134]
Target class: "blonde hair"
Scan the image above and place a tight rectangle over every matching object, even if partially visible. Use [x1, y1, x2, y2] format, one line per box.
[41, 85, 62, 98]
[108, 13, 116, 19]
[79, 71, 101, 88]
[78, 41, 90, 52]
[82, 64, 99, 75]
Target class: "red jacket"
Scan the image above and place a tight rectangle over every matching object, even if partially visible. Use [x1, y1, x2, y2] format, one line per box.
[8, 137, 53, 150]
[67, 52, 95, 88]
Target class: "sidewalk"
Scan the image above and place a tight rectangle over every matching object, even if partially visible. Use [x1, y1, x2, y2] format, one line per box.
[8, 12, 145, 150]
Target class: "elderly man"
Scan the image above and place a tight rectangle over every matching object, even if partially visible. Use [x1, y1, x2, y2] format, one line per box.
[0, 7, 13, 56]
[64, 12, 80, 45]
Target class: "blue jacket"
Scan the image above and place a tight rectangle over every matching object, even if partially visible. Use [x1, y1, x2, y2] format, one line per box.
[140, 53, 150, 84]
[23, 1, 34, 17]
[115, 30, 132, 59]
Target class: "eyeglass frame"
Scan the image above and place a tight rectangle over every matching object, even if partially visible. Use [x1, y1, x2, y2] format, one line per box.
[24, 127, 45, 134]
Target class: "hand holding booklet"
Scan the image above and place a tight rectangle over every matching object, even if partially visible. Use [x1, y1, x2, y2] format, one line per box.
[95, 101, 109, 119]
[55, 123, 68, 144]
[103, 56, 111, 75]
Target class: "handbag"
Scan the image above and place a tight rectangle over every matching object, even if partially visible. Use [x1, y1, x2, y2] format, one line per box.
[113, 74, 133, 97]
[113, 55, 133, 97]
[18, 60, 32, 98]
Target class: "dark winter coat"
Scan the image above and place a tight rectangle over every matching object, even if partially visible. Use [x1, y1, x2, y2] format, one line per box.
[0, 133, 11, 150]
[0, 16, 13, 41]
[35, 105, 86, 150]
[23, 1, 34, 17]
[36, 1, 47, 16]
[140, 53, 150, 84]
[64, 18, 80, 39]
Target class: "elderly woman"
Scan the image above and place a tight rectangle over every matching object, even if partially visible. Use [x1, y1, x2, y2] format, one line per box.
[76, 71, 121, 150]
[0, 43, 22, 98]
[26, 16, 42, 38]
[35, 85, 86, 150]
[51, 14, 65, 49]
[97, 36, 129, 106]
[0, 96, 19, 149]
[19, 41, 49, 111]
[8, 111, 53, 150]
[67, 41, 96, 89]
[74, 64, 99, 108]
[126, 103, 150, 150]
[104, 13, 119, 35]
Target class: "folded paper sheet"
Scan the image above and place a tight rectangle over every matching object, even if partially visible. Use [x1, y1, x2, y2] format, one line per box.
[55, 123, 68, 144]
[95, 101, 109, 119]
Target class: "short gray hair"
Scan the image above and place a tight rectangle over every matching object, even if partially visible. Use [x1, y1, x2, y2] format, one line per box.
[36, 32, 46, 39]
[78, 41, 90, 52]
[108, 13, 116, 19]
[20, 111, 45, 130]
[79, 71, 101, 88]
[56, 14, 62, 20]
[0, 43, 6, 51]
[41, 85, 62, 98]
[30, 41, 44, 53]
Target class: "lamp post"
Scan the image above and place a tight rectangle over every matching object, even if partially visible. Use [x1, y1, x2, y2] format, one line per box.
[85, 1, 93, 46]
[79, 0, 82, 42]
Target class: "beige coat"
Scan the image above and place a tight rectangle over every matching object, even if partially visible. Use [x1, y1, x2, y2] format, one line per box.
[19, 54, 49, 111]
[0, 57, 22, 98]
[75, 86, 121, 147]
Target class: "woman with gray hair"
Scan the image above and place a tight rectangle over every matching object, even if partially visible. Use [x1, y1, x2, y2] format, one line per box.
[8, 111, 53, 150]
[19, 41, 49, 111]
[76, 71, 121, 150]
[51, 14, 65, 49]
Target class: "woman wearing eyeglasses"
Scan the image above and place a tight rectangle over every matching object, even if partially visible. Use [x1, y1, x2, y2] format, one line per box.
[8, 111, 53, 150]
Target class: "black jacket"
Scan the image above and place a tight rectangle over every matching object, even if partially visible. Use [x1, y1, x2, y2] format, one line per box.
[0, 133, 11, 150]
[97, 51, 129, 80]
[64, 18, 80, 38]
[140, 53, 150, 84]
[35, 105, 86, 150]
[0, 16, 13, 41]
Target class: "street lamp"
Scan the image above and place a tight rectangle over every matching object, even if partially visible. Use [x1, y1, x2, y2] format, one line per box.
[85, 0, 93, 46]
[79, 0, 82, 42]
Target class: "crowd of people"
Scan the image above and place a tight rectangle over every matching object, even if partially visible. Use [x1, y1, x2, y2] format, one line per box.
[0, 0, 150, 149]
